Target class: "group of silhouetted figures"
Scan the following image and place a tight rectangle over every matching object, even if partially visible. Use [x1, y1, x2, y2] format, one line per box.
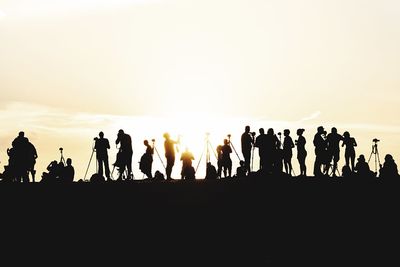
[0, 126, 399, 183]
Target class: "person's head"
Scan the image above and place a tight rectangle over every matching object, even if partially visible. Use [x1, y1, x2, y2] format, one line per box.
[118, 129, 124, 136]
[317, 126, 324, 134]
[18, 131, 25, 138]
[224, 139, 228, 145]
[331, 127, 337, 134]
[144, 140, 149, 146]
[358, 155, 366, 162]
[245, 126, 250, 133]
[99, 131, 104, 138]
[284, 129, 290, 136]
[297, 128, 305, 136]
[66, 158, 72, 166]
[259, 128, 265, 135]
[163, 132, 170, 139]
[267, 128, 274, 135]
[385, 154, 394, 162]
[343, 131, 350, 138]
[239, 160, 245, 167]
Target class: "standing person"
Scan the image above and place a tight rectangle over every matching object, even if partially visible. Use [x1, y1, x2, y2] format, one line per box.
[326, 127, 343, 177]
[255, 128, 268, 171]
[342, 131, 357, 172]
[295, 129, 307, 177]
[283, 129, 295, 176]
[163, 133, 179, 180]
[95, 131, 111, 181]
[265, 128, 280, 174]
[115, 129, 133, 180]
[216, 145, 223, 178]
[25, 138, 38, 183]
[241, 126, 254, 174]
[140, 140, 154, 179]
[221, 139, 233, 178]
[313, 126, 326, 177]
[180, 147, 195, 180]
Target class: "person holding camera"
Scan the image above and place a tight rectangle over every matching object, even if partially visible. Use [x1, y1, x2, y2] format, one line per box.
[241, 126, 254, 174]
[115, 129, 133, 180]
[95, 131, 111, 180]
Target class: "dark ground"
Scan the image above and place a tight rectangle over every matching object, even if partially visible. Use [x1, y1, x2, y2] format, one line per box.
[1, 175, 399, 266]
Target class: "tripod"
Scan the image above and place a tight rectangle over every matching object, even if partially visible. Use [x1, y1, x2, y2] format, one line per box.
[59, 148, 66, 165]
[152, 139, 166, 172]
[84, 139, 97, 181]
[196, 133, 218, 173]
[368, 141, 381, 174]
[227, 134, 242, 161]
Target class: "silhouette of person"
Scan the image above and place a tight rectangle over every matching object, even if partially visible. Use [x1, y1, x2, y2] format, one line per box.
[25, 138, 38, 182]
[283, 129, 295, 176]
[326, 127, 343, 177]
[163, 133, 179, 180]
[236, 160, 247, 179]
[296, 129, 307, 177]
[61, 158, 75, 183]
[41, 160, 59, 183]
[354, 155, 372, 177]
[274, 134, 284, 174]
[221, 139, 232, 178]
[115, 129, 133, 180]
[313, 126, 326, 177]
[140, 140, 154, 179]
[205, 162, 218, 180]
[241, 126, 254, 174]
[379, 154, 399, 178]
[342, 131, 357, 172]
[180, 147, 195, 180]
[264, 128, 280, 175]
[95, 131, 111, 180]
[255, 128, 268, 171]
[216, 145, 223, 178]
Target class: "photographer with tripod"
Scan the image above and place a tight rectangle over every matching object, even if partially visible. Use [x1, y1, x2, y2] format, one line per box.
[115, 129, 133, 181]
[94, 132, 111, 181]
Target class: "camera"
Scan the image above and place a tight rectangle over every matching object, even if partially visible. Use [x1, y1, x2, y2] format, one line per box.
[227, 134, 231, 138]
[152, 139, 155, 143]
[277, 132, 282, 136]
[251, 132, 256, 136]
[373, 138, 380, 143]
[59, 147, 63, 151]
[94, 137, 98, 141]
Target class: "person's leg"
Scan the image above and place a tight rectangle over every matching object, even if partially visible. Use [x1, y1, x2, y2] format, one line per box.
[104, 157, 110, 179]
[98, 158, 104, 176]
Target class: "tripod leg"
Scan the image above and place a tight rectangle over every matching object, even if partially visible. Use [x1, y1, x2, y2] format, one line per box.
[84, 149, 95, 181]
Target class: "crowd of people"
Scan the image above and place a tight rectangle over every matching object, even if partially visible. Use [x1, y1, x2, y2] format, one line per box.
[0, 126, 399, 183]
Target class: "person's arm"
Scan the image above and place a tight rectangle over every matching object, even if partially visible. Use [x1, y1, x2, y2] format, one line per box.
[106, 139, 110, 149]
[353, 138, 357, 147]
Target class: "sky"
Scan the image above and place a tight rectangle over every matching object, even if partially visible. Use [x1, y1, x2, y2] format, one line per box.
[0, 0, 399, 180]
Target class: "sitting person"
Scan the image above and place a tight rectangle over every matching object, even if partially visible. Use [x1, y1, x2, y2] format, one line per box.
[341, 165, 352, 178]
[61, 158, 75, 183]
[41, 160, 60, 183]
[354, 155, 374, 178]
[205, 162, 218, 180]
[236, 160, 247, 179]
[379, 154, 399, 178]
[154, 170, 165, 181]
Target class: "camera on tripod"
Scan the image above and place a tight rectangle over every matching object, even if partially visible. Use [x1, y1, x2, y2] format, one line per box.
[373, 138, 380, 143]
[251, 132, 256, 137]
[59, 147, 63, 151]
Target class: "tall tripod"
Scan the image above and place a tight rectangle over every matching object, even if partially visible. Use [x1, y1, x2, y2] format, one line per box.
[227, 134, 242, 161]
[84, 139, 97, 181]
[152, 139, 166, 172]
[368, 140, 381, 174]
[196, 133, 218, 173]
